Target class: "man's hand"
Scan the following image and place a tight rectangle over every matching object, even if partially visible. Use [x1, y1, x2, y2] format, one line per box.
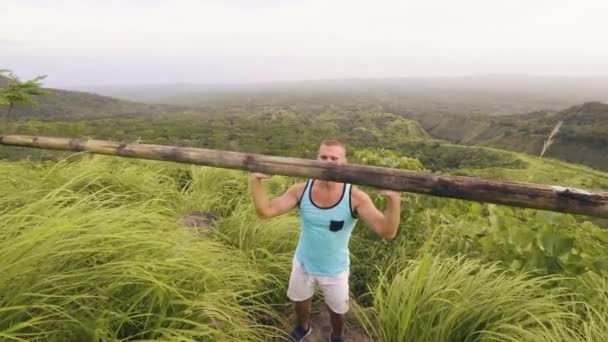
[379, 190, 401, 201]
[251, 172, 270, 180]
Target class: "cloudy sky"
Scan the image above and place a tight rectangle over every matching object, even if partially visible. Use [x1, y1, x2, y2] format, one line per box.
[2, 0, 608, 87]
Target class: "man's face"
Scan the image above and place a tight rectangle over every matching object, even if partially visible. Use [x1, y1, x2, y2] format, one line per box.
[317, 144, 347, 165]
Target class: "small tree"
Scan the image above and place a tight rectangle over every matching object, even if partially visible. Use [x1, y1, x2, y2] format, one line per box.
[0, 69, 49, 133]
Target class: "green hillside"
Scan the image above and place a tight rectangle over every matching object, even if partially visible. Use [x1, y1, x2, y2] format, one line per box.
[4, 107, 607, 192]
[3, 76, 605, 171]
[0, 75, 190, 120]
[2, 90, 608, 339]
[403, 102, 608, 171]
[4, 110, 430, 159]
[461, 102, 608, 171]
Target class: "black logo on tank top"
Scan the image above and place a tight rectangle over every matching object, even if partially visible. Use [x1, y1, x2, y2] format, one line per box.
[329, 220, 344, 232]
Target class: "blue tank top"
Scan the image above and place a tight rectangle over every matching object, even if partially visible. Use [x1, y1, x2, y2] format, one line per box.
[295, 179, 358, 276]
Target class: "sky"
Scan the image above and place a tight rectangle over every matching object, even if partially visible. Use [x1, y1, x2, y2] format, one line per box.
[2, 0, 608, 87]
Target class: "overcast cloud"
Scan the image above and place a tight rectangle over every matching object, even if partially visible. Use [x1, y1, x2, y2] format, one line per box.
[2, 0, 607, 87]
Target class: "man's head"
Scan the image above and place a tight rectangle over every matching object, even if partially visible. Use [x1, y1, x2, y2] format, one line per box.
[317, 138, 347, 165]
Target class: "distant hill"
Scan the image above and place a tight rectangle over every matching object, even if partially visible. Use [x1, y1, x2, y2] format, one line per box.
[5, 75, 606, 170]
[0, 75, 190, 120]
[76, 75, 608, 116]
[445, 102, 608, 171]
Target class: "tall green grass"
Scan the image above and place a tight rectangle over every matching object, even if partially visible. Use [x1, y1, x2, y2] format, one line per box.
[1, 154, 607, 341]
[357, 254, 608, 342]
[0, 156, 295, 341]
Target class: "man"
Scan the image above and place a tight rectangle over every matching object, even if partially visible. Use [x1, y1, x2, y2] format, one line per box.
[250, 138, 401, 342]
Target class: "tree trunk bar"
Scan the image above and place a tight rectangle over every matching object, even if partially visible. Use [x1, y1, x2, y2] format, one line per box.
[2, 134, 607, 218]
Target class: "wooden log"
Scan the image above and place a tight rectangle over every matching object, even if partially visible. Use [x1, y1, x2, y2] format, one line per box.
[2, 134, 608, 218]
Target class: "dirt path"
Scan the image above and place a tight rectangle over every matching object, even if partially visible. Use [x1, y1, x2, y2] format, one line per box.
[276, 302, 372, 342]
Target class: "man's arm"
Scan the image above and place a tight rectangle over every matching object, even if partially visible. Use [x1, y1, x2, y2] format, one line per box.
[250, 173, 305, 218]
[352, 187, 401, 239]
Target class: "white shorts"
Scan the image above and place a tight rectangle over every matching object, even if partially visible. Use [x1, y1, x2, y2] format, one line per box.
[286, 258, 350, 314]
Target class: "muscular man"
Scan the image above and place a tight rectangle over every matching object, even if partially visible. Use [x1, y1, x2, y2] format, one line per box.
[250, 138, 401, 342]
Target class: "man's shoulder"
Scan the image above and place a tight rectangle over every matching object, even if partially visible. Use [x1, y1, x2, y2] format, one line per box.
[287, 181, 308, 195]
[293, 181, 308, 189]
[350, 184, 366, 195]
[350, 185, 370, 203]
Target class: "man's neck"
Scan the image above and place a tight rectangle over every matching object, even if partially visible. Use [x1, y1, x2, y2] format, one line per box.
[316, 179, 341, 191]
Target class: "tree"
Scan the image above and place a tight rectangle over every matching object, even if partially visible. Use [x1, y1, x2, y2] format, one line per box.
[0, 70, 49, 133]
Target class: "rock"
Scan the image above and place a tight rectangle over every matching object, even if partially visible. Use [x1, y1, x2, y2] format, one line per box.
[179, 211, 218, 235]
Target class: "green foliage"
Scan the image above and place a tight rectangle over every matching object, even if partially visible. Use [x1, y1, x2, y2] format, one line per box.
[6, 110, 429, 159]
[1, 87, 608, 340]
[396, 140, 529, 171]
[0, 157, 292, 341]
[353, 148, 424, 171]
[0, 152, 607, 340]
[0, 70, 48, 106]
[358, 255, 603, 342]
[0, 74, 604, 169]
[425, 202, 608, 275]
[456, 102, 608, 171]
[0, 70, 49, 133]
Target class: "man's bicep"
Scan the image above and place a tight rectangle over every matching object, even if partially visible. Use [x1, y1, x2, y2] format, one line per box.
[355, 193, 384, 233]
[268, 184, 302, 216]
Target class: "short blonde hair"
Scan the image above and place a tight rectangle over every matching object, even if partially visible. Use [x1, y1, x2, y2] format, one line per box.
[320, 138, 346, 149]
